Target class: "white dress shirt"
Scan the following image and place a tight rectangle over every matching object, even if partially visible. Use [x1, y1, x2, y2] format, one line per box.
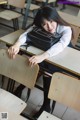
[18, 24, 72, 57]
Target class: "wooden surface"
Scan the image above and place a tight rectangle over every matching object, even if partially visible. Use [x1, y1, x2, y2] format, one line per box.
[38, 111, 61, 120]
[25, 3, 40, 10]
[58, 11, 80, 27]
[0, 49, 39, 89]
[27, 46, 80, 76]
[0, 29, 24, 45]
[0, 0, 7, 4]
[0, 88, 26, 114]
[48, 72, 80, 112]
[0, 10, 22, 20]
[70, 25, 80, 46]
[35, 0, 56, 3]
[0, 105, 28, 120]
[78, 10, 80, 17]
[0, 29, 80, 76]
[7, 0, 25, 8]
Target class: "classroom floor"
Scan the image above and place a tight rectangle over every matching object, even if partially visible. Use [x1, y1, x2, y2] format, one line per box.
[0, 4, 80, 120]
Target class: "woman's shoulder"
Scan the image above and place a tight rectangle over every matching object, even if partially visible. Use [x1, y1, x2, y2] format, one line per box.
[57, 24, 71, 33]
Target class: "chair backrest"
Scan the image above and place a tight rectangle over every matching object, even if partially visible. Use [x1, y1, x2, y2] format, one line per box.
[71, 25, 80, 47]
[48, 72, 80, 111]
[78, 10, 80, 17]
[35, 0, 56, 3]
[7, 0, 25, 8]
[0, 49, 39, 89]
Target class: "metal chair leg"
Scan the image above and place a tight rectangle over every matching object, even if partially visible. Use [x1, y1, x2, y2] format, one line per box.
[13, 18, 19, 31]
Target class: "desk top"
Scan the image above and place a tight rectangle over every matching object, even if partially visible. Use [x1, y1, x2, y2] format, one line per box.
[0, 29, 80, 76]
[0, 106, 28, 120]
[26, 46, 80, 76]
[58, 11, 80, 27]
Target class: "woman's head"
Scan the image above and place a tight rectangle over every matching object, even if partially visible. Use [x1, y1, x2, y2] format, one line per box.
[33, 6, 70, 33]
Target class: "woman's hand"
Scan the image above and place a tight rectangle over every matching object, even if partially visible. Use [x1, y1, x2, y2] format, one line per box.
[29, 52, 49, 67]
[8, 44, 20, 59]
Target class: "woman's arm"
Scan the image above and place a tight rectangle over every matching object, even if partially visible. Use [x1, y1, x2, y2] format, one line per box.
[29, 52, 49, 67]
[8, 26, 34, 59]
[46, 26, 72, 57]
[29, 26, 72, 66]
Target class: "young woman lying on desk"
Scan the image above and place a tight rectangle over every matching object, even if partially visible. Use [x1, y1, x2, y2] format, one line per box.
[8, 5, 74, 119]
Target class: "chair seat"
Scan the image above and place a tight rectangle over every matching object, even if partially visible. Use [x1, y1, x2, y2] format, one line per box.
[38, 111, 62, 120]
[0, 88, 27, 114]
[0, 0, 7, 4]
[24, 3, 40, 11]
[0, 106, 28, 120]
[0, 10, 22, 20]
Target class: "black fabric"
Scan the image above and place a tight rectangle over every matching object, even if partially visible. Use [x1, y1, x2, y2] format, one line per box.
[14, 84, 25, 98]
[43, 76, 56, 110]
[43, 76, 51, 105]
[27, 26, 62, 51]
[33, 76, 56, 119]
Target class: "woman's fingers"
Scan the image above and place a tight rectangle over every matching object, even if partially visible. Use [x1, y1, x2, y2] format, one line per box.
[8, 46, 19, 59]
[28, 56, 37, 67]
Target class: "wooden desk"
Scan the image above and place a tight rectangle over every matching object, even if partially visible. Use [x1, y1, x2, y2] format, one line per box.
[0, 29, 80, 77]
[58, 11, 80, 28]
[26, 46, 80, 77]
[58, 11, 80, 49]
[0, 106, 28, 120]
[0, 29, 24, 45]
[0, 0, 7, 5]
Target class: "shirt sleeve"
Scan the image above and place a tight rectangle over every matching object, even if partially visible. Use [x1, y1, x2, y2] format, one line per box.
[46, 26, 72, 57]
[17, 26, 34, 46]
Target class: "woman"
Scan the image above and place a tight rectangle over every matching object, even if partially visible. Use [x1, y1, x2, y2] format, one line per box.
[8, 6, 73, 118]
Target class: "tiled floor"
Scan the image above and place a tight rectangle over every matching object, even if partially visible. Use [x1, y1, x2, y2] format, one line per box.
[0, 3, 80, 120]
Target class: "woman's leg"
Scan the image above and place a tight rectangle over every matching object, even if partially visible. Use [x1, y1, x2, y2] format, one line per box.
[33, 75, 56, 118]
[14, 84, 25, 98]
[43, 76, 56, 112]
[33, 62, 61, 118]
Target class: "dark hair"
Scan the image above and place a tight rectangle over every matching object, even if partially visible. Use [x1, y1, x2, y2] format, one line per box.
[33, 6, 74, 39]
[33, 6, 70, 27]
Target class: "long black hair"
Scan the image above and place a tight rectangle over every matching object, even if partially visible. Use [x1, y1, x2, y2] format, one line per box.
[33, 5, 74, 39]
[33, 6, 70, 27]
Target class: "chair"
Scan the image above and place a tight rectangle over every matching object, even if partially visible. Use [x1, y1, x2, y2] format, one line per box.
[38, 72, 80, 120]
[35, 0, 56, 4]
[71, 25, 80, 50]
[0, 88, 27, 114]
[35, 0, 57, 8]
[0, 48, 39, 89]
[38, 111, 61, 120]
[24, 3, 40, 11]
[0, 105, 28, 120]
[0, 0, 7, 5]
[78, 10, 80, 17]
[0, 49, 39, 113]
[25, 3, 40, 17]
[0, 0, 25, 30]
